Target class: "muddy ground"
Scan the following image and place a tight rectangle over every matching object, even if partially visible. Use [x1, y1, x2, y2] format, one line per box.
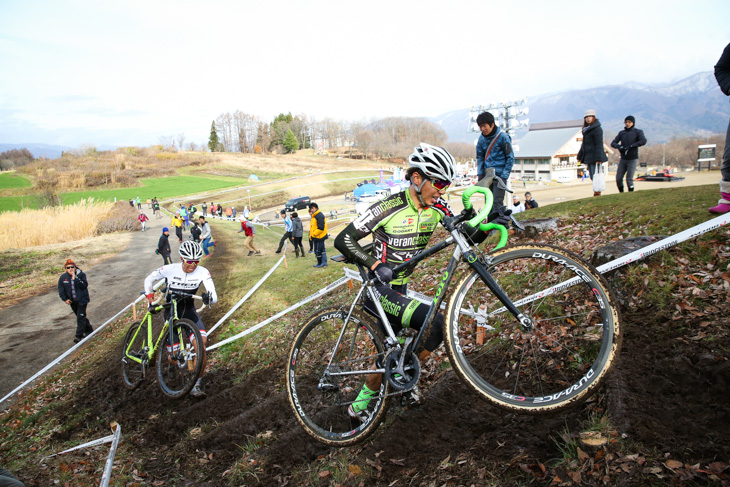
[11, 226, 728, 487]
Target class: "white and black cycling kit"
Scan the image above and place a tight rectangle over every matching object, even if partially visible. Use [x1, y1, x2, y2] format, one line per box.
[143, 263, 218, 337]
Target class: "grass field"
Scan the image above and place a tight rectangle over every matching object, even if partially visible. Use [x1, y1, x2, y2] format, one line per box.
[0, 174, 251, 212]
[0, 172, 31, 189]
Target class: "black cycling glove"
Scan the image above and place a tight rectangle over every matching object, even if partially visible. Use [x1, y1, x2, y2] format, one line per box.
[488, 206, 512, 227]
[202, 292, 211, 305]
[373, 263, 394, 284]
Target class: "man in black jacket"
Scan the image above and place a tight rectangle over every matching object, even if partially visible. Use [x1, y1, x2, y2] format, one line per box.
[611, 115, 648, 192]
[58, 259, 92, 343]
[157, 227, 172, 265]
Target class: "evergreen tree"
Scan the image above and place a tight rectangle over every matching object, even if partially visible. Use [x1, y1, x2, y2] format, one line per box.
[283, 129, 299, 153]
[208, 121, 220, 152]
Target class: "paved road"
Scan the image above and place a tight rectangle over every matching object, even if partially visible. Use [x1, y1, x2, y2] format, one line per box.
[0, 215, 181, 402]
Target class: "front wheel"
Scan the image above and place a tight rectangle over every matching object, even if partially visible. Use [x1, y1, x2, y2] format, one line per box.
[121, 321, 147, 390]
[286, 307, 389, 446]
[156, 318, 205, 399]
[445, 244, 622, 413]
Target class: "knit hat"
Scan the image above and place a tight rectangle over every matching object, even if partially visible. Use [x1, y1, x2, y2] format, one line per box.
[625, 115, 635, 124]
[162, 227, 169, 233]
[64, 258, 75, 267]
[584, 109, 596, 117]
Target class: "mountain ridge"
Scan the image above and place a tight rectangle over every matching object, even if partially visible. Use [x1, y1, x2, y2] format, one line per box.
[435, 71, 730, 145]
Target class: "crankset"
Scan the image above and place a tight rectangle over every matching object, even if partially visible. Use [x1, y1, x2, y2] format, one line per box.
[383, 347, 420, 391]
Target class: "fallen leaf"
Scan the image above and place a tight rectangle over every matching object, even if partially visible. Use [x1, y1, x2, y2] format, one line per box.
[665, 460, 683, 470]
[348, 464, 362, 476]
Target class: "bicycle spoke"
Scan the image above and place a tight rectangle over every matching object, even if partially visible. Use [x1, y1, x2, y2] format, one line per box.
[446, 244, 621, 411]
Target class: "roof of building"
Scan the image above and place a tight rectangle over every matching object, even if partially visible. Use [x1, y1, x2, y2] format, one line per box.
[514, 126, 581, 158]
[529, 119, 583, 131]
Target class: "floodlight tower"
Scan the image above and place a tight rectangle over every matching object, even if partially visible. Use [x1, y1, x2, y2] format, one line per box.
[467, 98, 529, 138]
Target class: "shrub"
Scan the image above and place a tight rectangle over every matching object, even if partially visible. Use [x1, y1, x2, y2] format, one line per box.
[96, 201, 139, 234]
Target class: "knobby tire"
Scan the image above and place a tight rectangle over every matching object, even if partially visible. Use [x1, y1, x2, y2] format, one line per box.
[444, 243, 622, 413]
[156, 318, 205, 399]
[286, 307, 389, 446]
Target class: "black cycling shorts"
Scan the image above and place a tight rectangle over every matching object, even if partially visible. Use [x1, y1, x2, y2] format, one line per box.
[164, 299, 207, 338]
[363, 282, 443, 353]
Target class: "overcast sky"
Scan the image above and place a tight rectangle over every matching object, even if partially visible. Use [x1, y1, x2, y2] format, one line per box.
[1, 0, 728, 148]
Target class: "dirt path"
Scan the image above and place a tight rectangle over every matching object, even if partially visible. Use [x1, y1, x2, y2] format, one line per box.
[0, 215, 180, 401]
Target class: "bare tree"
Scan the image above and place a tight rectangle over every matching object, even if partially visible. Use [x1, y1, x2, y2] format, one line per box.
[159, 135, 175, 151]
[176, 133, 186, 151]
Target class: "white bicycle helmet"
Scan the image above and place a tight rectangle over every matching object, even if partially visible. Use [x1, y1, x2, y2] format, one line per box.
[409, 143, 456, 184]
[179, 240, 204, 260]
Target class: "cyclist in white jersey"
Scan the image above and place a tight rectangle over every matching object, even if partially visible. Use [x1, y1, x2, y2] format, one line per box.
[144, 241, 217, 398]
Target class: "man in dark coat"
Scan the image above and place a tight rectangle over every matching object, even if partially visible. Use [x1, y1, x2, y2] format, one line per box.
[611, 115, 647, 192]
[157, 227, 172, 265]
[58, 259, 92, 343]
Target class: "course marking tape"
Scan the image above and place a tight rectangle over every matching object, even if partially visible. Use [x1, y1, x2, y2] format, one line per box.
[488, 213, 730, 315]
[207, 240, 289, 335]
[207, 275, 351, 351]
[0, 282, 163, 406]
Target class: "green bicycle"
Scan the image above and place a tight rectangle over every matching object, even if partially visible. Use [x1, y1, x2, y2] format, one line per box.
[121, 291, 207, 398]
[286, 183, 622, 445]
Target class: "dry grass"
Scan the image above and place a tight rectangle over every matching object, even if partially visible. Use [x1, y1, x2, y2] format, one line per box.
[0, 199, 115, 250]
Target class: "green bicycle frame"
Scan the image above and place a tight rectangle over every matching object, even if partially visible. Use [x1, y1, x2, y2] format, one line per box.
[123, 296, 187, 365]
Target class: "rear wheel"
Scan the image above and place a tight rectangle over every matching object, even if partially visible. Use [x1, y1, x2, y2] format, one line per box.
[445, 244, 622, 413]
[121, 321, 148, 390]
[156, 318, 205, 399]
[286, 307, 389, 446]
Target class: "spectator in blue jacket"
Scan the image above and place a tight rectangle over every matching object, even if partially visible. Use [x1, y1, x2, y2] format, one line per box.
[275, 210, 294, 254]
[476, 111, 515, 212]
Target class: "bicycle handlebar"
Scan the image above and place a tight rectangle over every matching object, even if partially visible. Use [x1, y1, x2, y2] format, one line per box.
[461, 186, 509, 249]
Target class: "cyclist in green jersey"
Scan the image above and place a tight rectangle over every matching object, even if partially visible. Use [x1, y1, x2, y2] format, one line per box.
[335, 143, 490, 421]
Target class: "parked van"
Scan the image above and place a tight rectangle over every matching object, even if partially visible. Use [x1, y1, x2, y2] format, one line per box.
[284, 196, 311, 212]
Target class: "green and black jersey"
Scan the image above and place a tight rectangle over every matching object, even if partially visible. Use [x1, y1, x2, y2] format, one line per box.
[335, 189, 453, 285]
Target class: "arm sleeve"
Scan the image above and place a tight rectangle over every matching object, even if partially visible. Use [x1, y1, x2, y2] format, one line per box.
[636, 129, 647, 147]
[144, 267, 167, 295]
[202, 271, 218, 304]
[715, 43, 730, 96]
[501, 134, 515, 179]
[610, 132, 621, 149]
[334, 223, 378, 270]
[476, 137, 486, 177]
[58, 276, 67, 301]
[75, 271, 88, 290]
[594, 127, 605, 160]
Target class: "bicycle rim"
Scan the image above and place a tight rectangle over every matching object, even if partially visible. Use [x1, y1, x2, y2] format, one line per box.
[286, 307, 389, 446]
[156, 318, 204, 399]
[445, 244, 622, 413]
[121, 322, 146, 390]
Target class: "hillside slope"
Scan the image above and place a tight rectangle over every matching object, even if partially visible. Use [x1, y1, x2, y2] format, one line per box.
[1, 185, 729, 486]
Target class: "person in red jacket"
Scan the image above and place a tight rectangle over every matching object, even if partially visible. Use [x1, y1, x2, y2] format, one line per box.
[237, 217, 261, 256]
[137, 210, 149, 231]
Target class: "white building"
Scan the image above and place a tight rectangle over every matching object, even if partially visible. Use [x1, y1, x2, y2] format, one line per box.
[512, 120, 612, 182]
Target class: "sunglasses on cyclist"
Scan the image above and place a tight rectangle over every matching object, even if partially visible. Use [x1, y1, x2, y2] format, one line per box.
[184, 260, 200, 264]
[429, 178, 450, 191]
[65, 265, 75, 269]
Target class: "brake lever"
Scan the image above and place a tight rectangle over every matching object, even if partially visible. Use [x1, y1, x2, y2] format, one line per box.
[494, 176, 513, 194]
[510, 215, 525, 231]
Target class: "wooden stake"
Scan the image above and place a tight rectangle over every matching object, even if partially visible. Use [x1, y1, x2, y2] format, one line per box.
[132, 302, 136, 321]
